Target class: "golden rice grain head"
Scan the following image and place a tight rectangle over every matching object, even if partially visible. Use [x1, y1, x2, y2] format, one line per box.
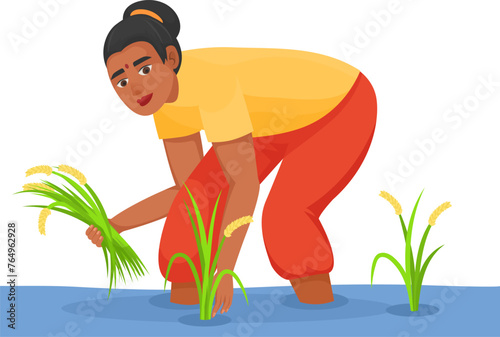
[379, 191, 403, 215]
[224, 215, 254, 237]
[23, 183, 53, 191]
[58, 165, 87, 185]
[38, 208, 51, 235]
[429, 202, 451, 226]
[26, 165, 52, 177]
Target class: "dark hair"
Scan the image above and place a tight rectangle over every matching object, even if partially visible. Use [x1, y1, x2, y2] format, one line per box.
[103, 0, 182, 73]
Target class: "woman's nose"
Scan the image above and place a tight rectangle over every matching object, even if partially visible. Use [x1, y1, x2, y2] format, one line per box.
[131, 85, 144, 96]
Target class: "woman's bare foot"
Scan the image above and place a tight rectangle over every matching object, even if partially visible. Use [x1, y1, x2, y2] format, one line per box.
[170, 281, 199, 305]
[289, 273, 334, 304]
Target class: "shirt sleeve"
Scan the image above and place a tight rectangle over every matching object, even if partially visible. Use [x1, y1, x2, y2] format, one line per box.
[198, 73, 254, 143]
[153, 105, 202, 139]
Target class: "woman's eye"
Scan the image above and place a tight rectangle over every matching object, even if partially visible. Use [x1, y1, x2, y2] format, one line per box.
[139, 65, 152, 76]
[117, 79, 128, 88]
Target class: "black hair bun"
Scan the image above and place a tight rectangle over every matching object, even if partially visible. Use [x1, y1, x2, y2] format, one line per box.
[123, 0, 180, 38]
[104, 0, 182, 73]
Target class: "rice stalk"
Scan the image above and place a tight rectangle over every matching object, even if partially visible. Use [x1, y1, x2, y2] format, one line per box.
[18, 164, 147, 297]
[371, 190, 451, 311]
[164, 184, 250, 320]
[38, 208, 51, 235]
[429, 202, 451, 226]
[224, 216, 253, 237]
[379, 191, 402, 215]
[26, 165, 52, 177]
[58, 165, 87, 185]
[23, 183, 53, 191]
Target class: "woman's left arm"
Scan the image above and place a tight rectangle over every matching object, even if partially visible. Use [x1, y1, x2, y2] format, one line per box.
[211, 132, 260, 316]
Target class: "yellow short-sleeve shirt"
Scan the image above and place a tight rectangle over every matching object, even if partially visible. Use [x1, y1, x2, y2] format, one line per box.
[153, 48, 360, 143]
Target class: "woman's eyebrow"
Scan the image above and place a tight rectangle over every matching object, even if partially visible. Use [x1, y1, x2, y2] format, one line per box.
[133, 56, 151, 67]
[110, 56, 151, 80]
[111, 68, 125, 80]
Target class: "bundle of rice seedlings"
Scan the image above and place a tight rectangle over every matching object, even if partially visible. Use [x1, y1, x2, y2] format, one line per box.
[18, 165, 148, 297]
[163, 184, 251, 320]
[371, 190, 451, 311]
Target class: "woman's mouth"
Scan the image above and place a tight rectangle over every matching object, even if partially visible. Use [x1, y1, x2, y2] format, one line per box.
[137, 93, 153, 107]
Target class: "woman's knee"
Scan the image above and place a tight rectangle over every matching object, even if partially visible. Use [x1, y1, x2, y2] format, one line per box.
[261, 197, 292, 232]
[262, 198, 334, 278]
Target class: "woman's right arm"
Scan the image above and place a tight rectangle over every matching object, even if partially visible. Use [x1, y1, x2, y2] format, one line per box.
[86, 132, 204, 245]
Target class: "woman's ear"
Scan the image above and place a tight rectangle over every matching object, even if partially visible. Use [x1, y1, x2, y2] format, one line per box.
[165, 45, 180, 70]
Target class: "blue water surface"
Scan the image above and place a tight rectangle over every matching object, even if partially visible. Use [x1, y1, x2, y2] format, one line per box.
[1, 284, 498, 336]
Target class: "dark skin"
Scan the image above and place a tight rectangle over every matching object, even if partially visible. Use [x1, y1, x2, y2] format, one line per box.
[86, 41, 260, 317]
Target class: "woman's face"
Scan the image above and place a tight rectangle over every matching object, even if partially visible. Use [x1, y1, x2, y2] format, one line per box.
[106, 41, 179, 116]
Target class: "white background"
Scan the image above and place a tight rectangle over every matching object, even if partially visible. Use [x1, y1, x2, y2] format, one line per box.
[1, 0, 499, 290]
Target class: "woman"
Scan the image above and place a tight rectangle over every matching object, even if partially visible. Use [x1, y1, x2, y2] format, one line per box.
[86, 0, 377, 317]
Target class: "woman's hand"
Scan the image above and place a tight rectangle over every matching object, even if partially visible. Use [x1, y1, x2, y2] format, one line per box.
[86, 225, 104, 247]
[212, 273, 234, 318]
[85, 220, 123, 247]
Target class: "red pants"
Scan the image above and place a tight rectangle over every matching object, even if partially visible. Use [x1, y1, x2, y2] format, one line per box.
[158, 72, 377, 282]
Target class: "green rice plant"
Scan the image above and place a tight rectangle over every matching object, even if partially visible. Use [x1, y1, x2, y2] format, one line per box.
[371, 190, 451, 311]
[163, 184, 252, 320]
[17, 165, 148, 297]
